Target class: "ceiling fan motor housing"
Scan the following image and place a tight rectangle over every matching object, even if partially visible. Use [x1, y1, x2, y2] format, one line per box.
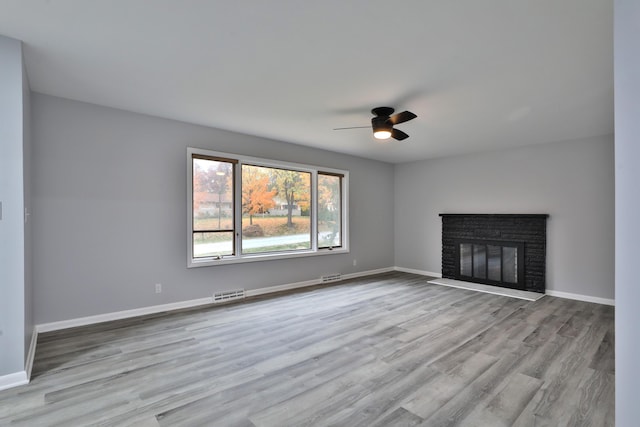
[371, 107, 395, 118]
[372, 115, 392, 130]
[371, 107, 394, 136]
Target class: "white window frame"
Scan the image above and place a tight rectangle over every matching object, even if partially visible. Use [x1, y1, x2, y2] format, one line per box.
[187, 147, 349, 268]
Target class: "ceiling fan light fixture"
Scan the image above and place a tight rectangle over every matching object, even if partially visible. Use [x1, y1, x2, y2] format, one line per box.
[372, 117, 392, 140]
[373, 129, 392, 140]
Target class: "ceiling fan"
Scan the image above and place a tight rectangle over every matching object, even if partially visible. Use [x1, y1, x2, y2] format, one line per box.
[334, 107, 417, 141]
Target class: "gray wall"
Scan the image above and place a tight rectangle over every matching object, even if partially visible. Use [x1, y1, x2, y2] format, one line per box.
[615, 0, 640, 422]
[0, 36, 27, 376]
[31, 93, 395, 324]
[23, 51, 33, 361]
[394, 135, 614, 299]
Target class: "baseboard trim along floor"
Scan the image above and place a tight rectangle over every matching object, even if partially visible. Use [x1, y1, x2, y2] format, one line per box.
[36, 266, 612, 336]
[0, 371, 28, 392]
[36, 267, 396, 333]
[427, 278, 546, 301]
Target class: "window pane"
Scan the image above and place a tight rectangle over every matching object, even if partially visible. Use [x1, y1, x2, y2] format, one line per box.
[241, 165, 311, 254]
[473, 244, 487, 279]
[318, 174, 342, 248]
[193, 232, 234, 258]
[193, 157, 234, 232]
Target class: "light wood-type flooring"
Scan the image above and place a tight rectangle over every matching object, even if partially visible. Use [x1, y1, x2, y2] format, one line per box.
[0, 272, 615, 426]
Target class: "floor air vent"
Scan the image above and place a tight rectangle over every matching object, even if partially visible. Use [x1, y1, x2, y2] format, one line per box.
[213, 289, 245, 303]
[321, 273, 342, 283]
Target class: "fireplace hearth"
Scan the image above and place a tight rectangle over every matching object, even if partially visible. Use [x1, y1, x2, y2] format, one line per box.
[440, 214, 548, 293]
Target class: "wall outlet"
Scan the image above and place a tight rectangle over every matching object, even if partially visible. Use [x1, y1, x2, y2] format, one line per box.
[353, 259, 357, 266]
[155, 283, 162, 293]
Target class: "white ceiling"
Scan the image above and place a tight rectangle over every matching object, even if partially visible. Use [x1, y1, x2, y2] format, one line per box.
[0, 0, 613, 163]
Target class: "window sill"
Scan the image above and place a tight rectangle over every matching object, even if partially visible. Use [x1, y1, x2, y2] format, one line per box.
[188, 247, 349, 268]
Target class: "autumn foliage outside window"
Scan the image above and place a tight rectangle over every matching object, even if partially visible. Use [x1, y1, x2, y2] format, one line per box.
[318, 173, 342, 248]
[241, 165, 311, 254]
[189, 148, 348, 266]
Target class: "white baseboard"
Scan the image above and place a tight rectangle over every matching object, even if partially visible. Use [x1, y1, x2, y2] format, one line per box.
[36, 297, 214, 333]
[246, 278, 320, 297]
[394, 266, 442, 278]
[25, 327, 38, 380]
[545, 290, 615, 306]
[245, 267, 395, 297]
[343, 267, 395, 280]
[393, 266, 614, 306]
[34, 268, 614, 335]
[35, 267, 396, 333]
[0, 371, 28, 392]
[0, 330, 38, 392]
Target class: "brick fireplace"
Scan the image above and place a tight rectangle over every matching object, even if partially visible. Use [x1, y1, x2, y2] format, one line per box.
[440, 214, 548, 293]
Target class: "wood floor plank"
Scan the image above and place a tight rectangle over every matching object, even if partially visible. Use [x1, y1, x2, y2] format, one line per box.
[589, 327, 615, 373]
[459, 372, 543, 427]
[369, 407, 424, 427]
[419, 346, 533, 426]
[401, 351, 498, 419]
[0, 272, 615, 426]
[565, 369, 615, 427]
[319, 361, 439, 427]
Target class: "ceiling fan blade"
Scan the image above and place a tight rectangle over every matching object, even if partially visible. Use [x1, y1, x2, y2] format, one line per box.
[391, 128, 410, 141]
[389, 111, 417, 125]
[333, 126, 371, 130]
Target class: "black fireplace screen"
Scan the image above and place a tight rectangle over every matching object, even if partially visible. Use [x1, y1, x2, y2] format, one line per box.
[456, 239, 525, 288]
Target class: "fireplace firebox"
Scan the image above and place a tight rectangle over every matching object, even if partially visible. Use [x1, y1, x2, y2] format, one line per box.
[440, 214, 548, 293]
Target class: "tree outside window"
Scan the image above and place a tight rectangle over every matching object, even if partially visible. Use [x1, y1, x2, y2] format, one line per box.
[188, 148, 348, 266]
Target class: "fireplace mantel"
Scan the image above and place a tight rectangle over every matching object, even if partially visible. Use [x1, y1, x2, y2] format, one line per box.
[439, 214, 549, 218]
[439, 214, 549, 293]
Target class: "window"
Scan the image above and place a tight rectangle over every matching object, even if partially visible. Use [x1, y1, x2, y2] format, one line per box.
[188, 148, 349, 267]
[242, 164, 311, 254]
[318, 172, 343, 249]
[192, 155, 236, 258]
